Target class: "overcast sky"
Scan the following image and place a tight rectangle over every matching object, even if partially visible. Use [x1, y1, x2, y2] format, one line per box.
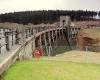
[0, 0, 99, 13]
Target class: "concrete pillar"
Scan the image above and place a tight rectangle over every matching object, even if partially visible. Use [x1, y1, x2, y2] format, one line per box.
[39, 35, 42, 50]
[35, 37, 39, 47]
[44, 33, 49, 56]
[51, 30, 55, 46]
[62, 29, 64, 39]
[15, 30, 19, 44]
[32, 38, 35, 51]
[55, 30, 58, 47]
[48, 32, 53, 56]
[59, 29, 61, 39]
[58, 29, 60, 39]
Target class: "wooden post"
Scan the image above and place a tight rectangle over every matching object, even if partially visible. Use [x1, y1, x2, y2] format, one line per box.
[5, 32, 10, 51]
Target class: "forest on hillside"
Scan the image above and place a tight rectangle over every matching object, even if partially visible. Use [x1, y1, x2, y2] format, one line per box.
[0, 10, 98, 24]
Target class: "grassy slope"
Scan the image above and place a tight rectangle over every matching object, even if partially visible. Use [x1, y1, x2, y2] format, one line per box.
[81, 28, 100, 39]
[3, 59, 100, 80]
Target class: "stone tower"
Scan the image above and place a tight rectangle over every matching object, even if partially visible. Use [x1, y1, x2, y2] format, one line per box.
[60, 16, 72, 48]
[60, 16, 71, 27]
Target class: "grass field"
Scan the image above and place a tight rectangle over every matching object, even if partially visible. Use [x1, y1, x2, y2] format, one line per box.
[2, 59, 100, 80]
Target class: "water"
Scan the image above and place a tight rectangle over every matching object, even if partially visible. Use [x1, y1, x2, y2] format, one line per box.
[42, 38, 76, 56]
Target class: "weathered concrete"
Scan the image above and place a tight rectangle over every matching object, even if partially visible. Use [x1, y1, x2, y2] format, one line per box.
[0, 27, 66, 75]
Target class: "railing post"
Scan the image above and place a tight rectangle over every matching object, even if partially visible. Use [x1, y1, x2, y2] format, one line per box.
[5, 32, 10, 51]
[25, 29, 28, 38]
[3, 29, 5, 36]
[0, 43, 1, 54]
[31, 27, 33, 35]
[85, 46, 88, 51]
[12, 30, 14, 46]
[29, 28, 31, 37]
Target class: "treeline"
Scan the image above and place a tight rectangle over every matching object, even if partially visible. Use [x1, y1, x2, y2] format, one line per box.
[0, 10, 97, 24]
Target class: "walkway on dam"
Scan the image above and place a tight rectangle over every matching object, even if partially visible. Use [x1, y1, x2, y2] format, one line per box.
[0, 45, 18, 63]
[0, 36, 33, 65]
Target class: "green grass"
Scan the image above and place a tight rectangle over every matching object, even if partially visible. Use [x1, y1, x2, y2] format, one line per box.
[3, 59, 100, 80]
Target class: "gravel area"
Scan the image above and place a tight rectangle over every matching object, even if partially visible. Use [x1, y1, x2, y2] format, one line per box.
[45, 50, 100, 64]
